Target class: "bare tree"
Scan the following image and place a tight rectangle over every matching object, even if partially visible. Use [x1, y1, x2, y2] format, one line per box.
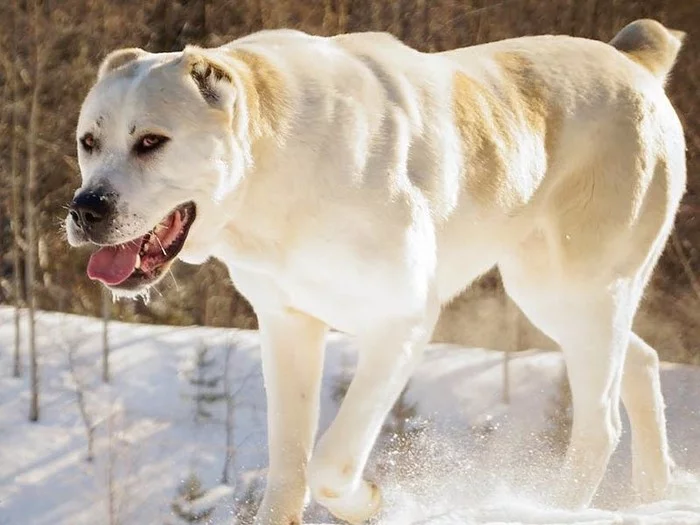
[671, 231, 700, 302]
[337, 0, 348, 33]
[10, 0, 22, 379]
[322, 0, 334, 33]
[389, 1, 401, 37]
[503, 293, 522, 404]
[322, 0, 348, 34]
[370, 0, 382, 30]
[104, 399, 135, 525]
[66, 339, 96, 461]
[188, 342, 225, 422]
[221, 340, 236, 485]
[26, 0, 43, 422]
[107, 400, 118, 525]
[102, 288, 111, 382]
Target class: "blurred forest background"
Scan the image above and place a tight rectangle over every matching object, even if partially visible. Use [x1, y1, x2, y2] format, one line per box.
[0, 0, 698, 361]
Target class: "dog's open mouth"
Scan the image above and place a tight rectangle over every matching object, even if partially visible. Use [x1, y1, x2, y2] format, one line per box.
[87, 202, 196, 289]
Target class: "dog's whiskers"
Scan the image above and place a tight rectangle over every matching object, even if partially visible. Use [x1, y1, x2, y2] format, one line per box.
[168, 269, 180, 291]
[154, 234, 167, 256]
[151, 284, 164, 298]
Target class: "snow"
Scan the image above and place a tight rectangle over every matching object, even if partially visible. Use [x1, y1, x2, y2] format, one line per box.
[1, 307, 699, 524]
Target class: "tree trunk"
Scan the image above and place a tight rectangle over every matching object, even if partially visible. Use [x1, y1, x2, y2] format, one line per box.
[221, 342, 235, 484]
[102, 288, 111, 383]
[503, 291, 521, 405]
[370, 1, 382, 30]
[322, 0, 334, 34]
[107, 402, 117, 525]
[390, 1, 401, 39]
[337, 0, 348, 33]
[11, 0, 22, 379]
[26, 0, 42, 423]
[67, 343, 95, 462]
[201, 0, 208, 38]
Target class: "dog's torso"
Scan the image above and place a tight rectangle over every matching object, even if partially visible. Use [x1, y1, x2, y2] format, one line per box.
[211, 29, 684, 333]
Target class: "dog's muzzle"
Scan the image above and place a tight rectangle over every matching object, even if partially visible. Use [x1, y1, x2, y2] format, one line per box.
[69, 188, 117, 242]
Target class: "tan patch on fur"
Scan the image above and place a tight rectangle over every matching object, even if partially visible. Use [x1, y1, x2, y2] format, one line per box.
[494, 52, 562, 159]
[98, 48, 147, 79]
[229, 49, 290, 140]
[319, 487, 340, 499]
[493, 53, 547, 134]
[452, 72, 512, 208]
[452, 53, 561, 210]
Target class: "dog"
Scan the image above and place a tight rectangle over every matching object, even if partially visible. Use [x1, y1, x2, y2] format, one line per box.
[66, 19, 686, 524]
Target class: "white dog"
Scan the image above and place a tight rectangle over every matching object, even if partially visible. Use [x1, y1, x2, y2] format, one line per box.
[66, 18, 686, 524]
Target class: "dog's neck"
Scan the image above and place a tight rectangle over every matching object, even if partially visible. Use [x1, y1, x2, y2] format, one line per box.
[207, 49, 295, 271]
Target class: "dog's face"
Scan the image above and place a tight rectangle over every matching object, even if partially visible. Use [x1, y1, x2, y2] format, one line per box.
[66, 47, 248, 296]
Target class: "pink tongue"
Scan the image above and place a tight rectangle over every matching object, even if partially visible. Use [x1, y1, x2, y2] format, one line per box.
[87, 240, 142, 286]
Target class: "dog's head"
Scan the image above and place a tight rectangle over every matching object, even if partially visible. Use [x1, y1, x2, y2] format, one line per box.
[66, 46, 253, 296]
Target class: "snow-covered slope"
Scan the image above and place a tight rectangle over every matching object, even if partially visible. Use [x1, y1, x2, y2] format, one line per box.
[1, 307, 699, 524]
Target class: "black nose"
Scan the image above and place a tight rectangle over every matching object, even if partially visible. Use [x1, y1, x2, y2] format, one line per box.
[70, 190, 114, 230]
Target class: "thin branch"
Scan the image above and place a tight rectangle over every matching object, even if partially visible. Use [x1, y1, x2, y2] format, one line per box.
[10, 124, 79, 171]
[65, 341, 96, 461]
[678, 203, 700, 216]
[13, 235, 28, 252]
[26, 0, 42, 423]
[670, 230, 700, 302]
[11, 0, 23, 378]
[34, 136, 79, 171]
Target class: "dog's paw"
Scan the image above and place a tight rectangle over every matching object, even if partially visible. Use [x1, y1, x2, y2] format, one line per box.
[253, 510, 302, 525]
[254, 484, 306, 525]
[315, 479, 382, 525]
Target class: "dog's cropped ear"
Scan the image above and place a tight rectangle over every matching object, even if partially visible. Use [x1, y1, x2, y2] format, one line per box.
[182, 46, 236, 112]
[97, 48, 149, 80]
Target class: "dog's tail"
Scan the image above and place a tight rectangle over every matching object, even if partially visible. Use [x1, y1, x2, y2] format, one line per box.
[610, 19, 685, 83]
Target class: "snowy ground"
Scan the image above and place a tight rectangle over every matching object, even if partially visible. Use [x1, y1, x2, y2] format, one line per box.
[1, 307, 700, 524]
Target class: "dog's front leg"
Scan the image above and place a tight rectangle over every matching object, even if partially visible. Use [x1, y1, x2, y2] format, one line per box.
[254, 309, 327, 525]
[307, 310, 437, 524]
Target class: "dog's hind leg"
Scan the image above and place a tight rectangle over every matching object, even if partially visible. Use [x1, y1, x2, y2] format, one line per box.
[615, 226, 674, 503]
[621, 332, 672, 502]
[552, 289, 631, 508]
[500, 254, 642, 508]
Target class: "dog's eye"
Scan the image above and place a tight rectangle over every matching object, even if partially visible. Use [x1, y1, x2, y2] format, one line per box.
[80, 133, 96, 153]
[134, 134, 169, 155]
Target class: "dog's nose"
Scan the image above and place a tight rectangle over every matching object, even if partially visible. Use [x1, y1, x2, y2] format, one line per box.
[70, 190, 114, 230]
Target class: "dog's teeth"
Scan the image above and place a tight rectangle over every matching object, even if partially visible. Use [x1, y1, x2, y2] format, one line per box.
[135, 253, 141, 269]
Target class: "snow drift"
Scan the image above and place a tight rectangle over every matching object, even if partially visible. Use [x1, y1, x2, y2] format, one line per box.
[1, 307, 699, 524]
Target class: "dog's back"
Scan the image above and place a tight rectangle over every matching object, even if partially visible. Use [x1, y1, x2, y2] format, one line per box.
[431, 20, 686, 294]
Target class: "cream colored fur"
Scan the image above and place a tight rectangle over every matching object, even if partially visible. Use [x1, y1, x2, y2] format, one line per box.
[68, 19, 686, 524]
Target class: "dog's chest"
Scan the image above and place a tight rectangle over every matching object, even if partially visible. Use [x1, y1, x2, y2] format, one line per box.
[226, 234, 422, 334]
